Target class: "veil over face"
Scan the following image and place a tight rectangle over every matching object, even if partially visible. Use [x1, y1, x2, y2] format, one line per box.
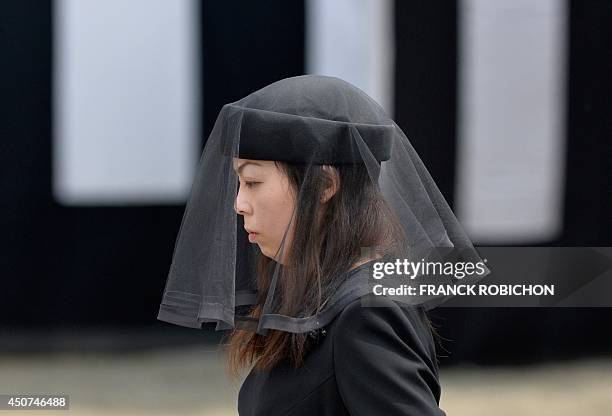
[157, 74, 490, 334]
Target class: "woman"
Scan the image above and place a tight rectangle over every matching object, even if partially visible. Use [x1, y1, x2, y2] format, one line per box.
[231, 157, 445, 415]
[158, 75, 487, 415]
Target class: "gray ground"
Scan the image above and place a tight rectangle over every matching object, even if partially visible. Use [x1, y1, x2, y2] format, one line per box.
[1, 346, 611, 415]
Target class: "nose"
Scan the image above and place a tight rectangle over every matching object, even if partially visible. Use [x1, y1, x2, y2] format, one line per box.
[234, 187, 252, 215]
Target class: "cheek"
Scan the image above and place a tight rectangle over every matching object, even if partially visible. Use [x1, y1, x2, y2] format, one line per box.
[258, 186, 295, 234]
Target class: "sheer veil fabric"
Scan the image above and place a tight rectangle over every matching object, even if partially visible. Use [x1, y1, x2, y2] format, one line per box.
[157, 75, 490, 335]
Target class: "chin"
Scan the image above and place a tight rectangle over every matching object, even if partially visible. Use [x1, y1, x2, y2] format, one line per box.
[258, 245, 271, 258]
[259, 247, 283, 263]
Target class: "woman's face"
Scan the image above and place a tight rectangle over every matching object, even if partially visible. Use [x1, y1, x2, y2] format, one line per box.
[233, 158, 296, 262]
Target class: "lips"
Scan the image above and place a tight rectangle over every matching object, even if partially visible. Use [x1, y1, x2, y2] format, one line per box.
[245, 228, 258, 243]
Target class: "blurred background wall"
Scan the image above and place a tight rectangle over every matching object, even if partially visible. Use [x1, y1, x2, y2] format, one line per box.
[1, 0, 611, 414]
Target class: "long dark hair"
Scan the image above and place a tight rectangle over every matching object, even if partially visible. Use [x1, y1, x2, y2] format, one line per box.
[225, 161, 408, 377]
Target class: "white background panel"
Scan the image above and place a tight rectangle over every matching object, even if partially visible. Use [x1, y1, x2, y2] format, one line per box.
[53, 0, 199, 205]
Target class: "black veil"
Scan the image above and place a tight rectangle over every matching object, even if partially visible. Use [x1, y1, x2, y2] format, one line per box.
[157, 75, 490, 334]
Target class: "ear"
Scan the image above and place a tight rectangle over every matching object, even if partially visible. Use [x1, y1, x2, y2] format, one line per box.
[320, 165, 340, 203]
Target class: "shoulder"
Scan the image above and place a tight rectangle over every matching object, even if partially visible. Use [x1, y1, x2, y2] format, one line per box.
[331, 293, 435, 356]
[328, 294, 445, 415]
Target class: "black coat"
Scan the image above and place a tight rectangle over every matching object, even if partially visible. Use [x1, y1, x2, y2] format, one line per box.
[238, 294, 446, 415]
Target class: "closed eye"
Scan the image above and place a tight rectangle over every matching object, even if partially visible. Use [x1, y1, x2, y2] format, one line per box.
[243, 181, 260, 188]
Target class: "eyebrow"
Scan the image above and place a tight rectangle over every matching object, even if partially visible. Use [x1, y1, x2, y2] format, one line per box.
[234, 161, 262, 175]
